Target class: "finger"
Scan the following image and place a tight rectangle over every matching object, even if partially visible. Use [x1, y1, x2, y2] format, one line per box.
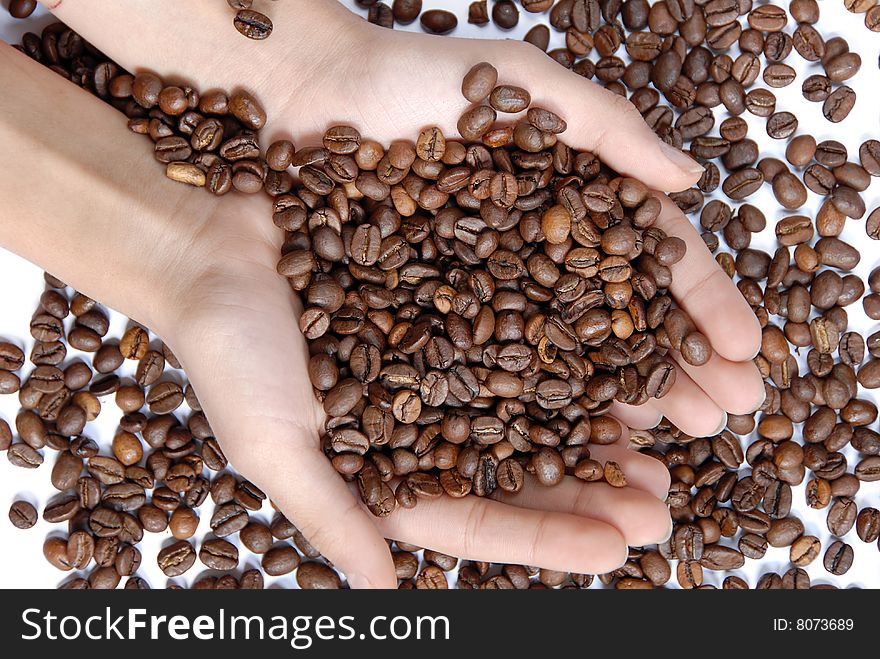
[670, 347, 766, 416]
[492, 474, 671, 547]
[250, 439, 398, 589]
[587, 443, 671, 501]
[372, 493, 628, 575]
[654, 195, 762, 362]
[608, 400, 662, 430]
[650, 361, 726, 438]
[493, 42, 704, 192]
[172, 280, 397, 589]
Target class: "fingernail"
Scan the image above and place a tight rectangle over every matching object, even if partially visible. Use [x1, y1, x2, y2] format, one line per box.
[710, 412, 728, 437]
[659, 141, 704, 176]
[347, 573, 375, 590]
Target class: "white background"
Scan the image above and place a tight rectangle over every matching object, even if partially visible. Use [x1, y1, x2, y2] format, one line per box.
[0, 1, 878, 589]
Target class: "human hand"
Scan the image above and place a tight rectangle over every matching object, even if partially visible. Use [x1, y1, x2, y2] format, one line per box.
[22, 0, 764, 588]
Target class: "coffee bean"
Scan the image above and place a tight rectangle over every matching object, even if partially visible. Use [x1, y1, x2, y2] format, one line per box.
[722, 168, 763, 199]
[823, 86, 856, 123]
[66, 530, 94, 570]
[157, 540, 196, 577]
[827, 497, 858, 536]
[823, 540, 854, 575]
[297, 562, 342, 589]
[262, 545, 301, 576]
[8, 500, 38, 529]
[604, 460, 627, 487]
[458, 105, 497, 141]
[233, 9, 273, 40]
[8, 443, 43, 469]
[489, 85, 531, 114]
[766, 112, 798, 139]
[8, 0, 36, 19]
[856, 507, 880, 543]
[199, 538, 239, 571]
[421, 9, 457, 34]
[210, 503, 248, 537]
[855, 456, 880, 482]
[790, 535, 821, 567]
[491, 0, 519, 28]
[0, 341, 25, 370]
[825, 52, 861, 82]
[701, 545, 745, 571]
[391, 0, 422, 24]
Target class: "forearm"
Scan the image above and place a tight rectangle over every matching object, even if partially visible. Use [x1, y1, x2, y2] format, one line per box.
[0, 42, 213, 333]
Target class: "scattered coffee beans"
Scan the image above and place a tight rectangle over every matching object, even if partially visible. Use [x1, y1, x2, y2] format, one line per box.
[3, 0, 879, 590]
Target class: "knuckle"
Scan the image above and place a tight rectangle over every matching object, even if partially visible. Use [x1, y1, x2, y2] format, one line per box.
[607, 91, 643, 125]
[527, 514, 553, 567]
[462, 498, 491, 560]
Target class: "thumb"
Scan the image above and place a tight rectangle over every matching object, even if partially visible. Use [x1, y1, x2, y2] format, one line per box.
[485, 40, 704, 192]
[234, 426, 398, 590]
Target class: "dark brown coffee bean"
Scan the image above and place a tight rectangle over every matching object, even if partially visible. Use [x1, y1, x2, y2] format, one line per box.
[233, 9, 273, 40]
[823, 86, 856, 123]
[458, 105, 497, 141]
[157, 540, 196, 577]
[857, 507, 880, 543]
[297, 562, 342, 589]
[8, 443, 44, 469]
[461, 62, 498, 103]
[210, 502, 249, 537]
[489, 85, 531, 114]
[262, 545, 301, 576]
[8, 500, 38, 529]
[199, 538, 239, 571]
[766, 111, 798, 139]
[421, 9, 458, 33]
[827, 497, 858, 536]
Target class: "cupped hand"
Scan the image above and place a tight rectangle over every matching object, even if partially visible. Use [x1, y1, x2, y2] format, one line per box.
[45, 0, 764, 587]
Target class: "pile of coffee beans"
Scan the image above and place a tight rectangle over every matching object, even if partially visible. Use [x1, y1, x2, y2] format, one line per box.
[275, 60, 717, 516]
[2, 1, 879, 589]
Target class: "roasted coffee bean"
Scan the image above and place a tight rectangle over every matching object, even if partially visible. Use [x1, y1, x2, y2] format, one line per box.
[823, 86, 856, 123]
[199, 538, 239, 571]
[262, 545, 301, 576]
[489, 86, 531, 114]
[766, 112, 798, 139]
[297, 562, 342, 589]
[856, 507, 880, 543]
[701, 545, 745, 571]
[421, 9, 458, 34]
[210, 503, 248, 537]
[8, 443, 44, 469]
[233, 9, 273, 40]
[462, 62, 498, 103]
[790, 535, 821, 567]
[823, 540, 854, 576]
[157, 540, 196, 577]
[827, 497, 858, 536]
[8, 500, 38, 529]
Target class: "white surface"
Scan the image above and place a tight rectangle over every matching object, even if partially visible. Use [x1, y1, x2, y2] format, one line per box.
[0, 1, 878, 589]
